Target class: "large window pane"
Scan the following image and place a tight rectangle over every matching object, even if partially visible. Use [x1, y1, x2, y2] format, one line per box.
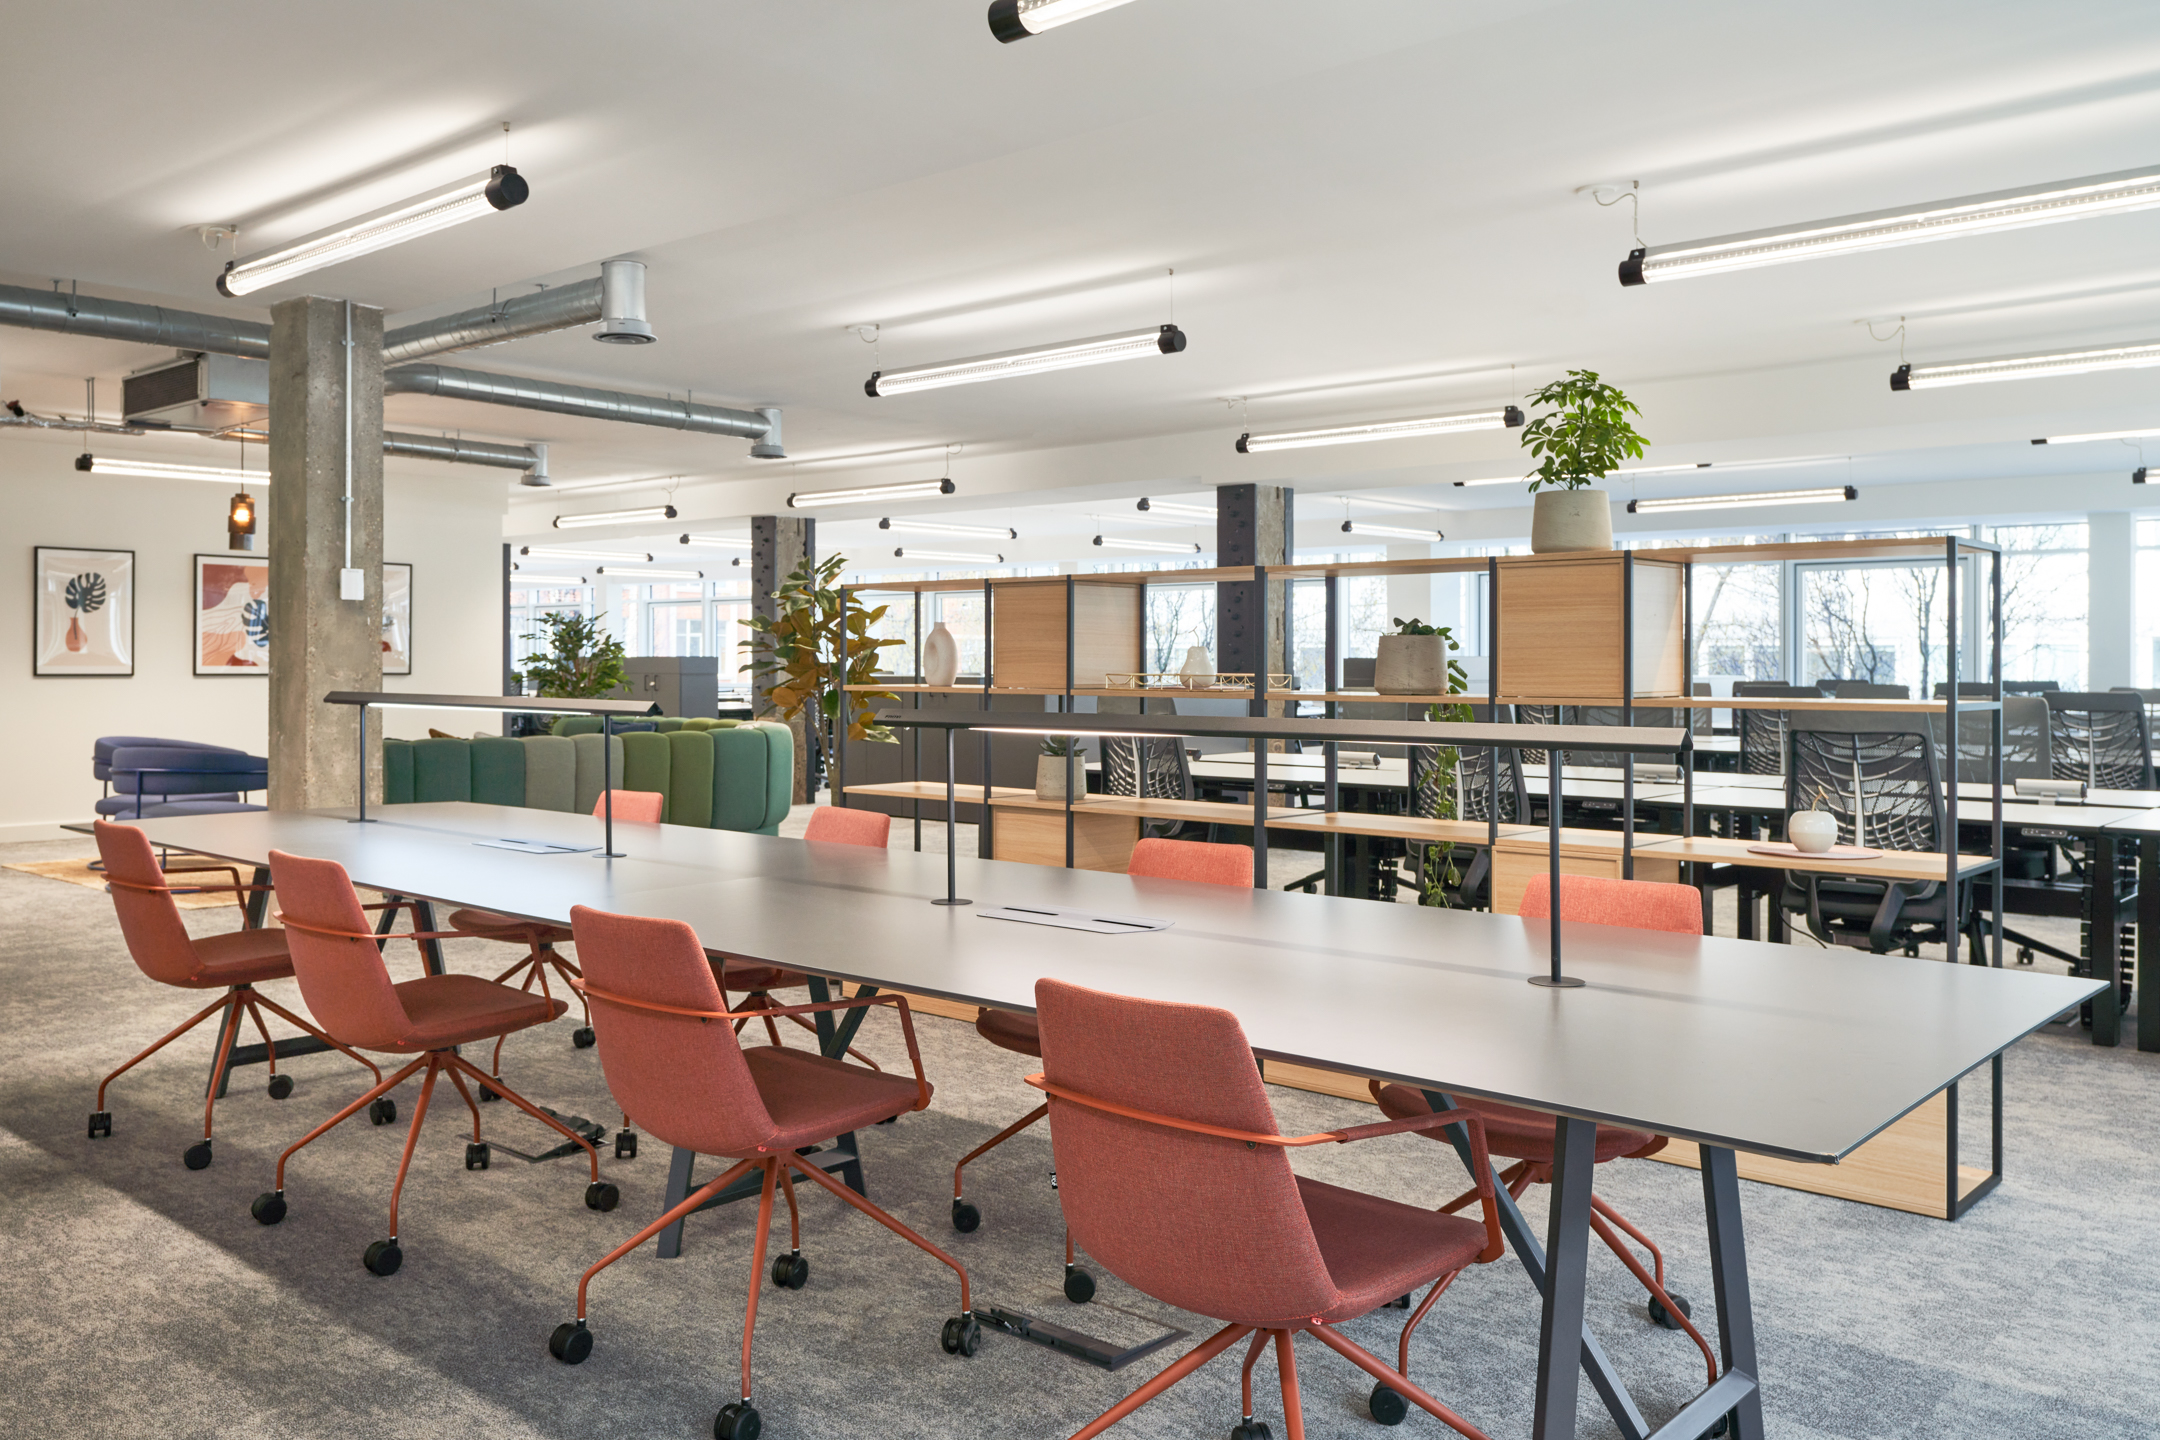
[854, 589, 919, 678]
[1987, 524, 2087, 690]
[1144, 584, 1215, 673]
[1691, 563, 1782, 682]
[1798, 561, 1974, 694]
[933, 592, 987, 678]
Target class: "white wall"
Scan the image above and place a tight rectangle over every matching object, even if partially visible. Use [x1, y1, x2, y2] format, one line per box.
[0, 427, 507, 839]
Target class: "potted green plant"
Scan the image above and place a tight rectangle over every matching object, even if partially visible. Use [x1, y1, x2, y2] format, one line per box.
[520, 612, 628, 698]
[1409, 628, 1476, 906]
[741, 554, 905, 791]
[1375, 616, 1449, 695]
[1035, 735, 1085, 801]
[1518, 368, 1650, 553]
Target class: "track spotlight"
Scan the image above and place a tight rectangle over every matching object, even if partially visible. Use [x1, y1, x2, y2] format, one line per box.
[867, 327, 1183, 397]
[988, 0, 1139, 42]
[217, 166, 530, 296]
[1626, 487, 1856, 514]
[1237, 406, 1522, 454]
[789, 479, 955, 508]
[554, 505, 676, 528]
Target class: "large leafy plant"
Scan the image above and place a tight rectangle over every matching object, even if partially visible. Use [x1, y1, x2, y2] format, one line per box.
[520, 611, 627, 698]
[1403, 622, 1475, 907]
[1519, 369, 1650, 493]
[742, 555, 904, 778]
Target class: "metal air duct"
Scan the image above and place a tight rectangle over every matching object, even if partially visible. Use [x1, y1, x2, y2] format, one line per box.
[594, 260, 655, 344]
[0, 282, 268, 358]
[381, 431, 542, 472]
[384, 279, 599, 365]
[384, 363, 780, 451]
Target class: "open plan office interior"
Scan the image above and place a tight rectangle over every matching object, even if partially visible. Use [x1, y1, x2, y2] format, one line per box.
[4, 5, 2158, 1438]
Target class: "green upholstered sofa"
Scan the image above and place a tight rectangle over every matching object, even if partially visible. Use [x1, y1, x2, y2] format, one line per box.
[381, 719, 793, 835]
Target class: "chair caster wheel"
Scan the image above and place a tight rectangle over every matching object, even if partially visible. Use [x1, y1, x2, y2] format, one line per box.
[266, 1073, 294, 1100]
[549, 1320, 592, 1365]
[586, 1181, 620, 1212]
[951, 1199, 980, 1233]
[1649, 1292, 1692, 1330]
[614, 1128, 638, 1159]
[1368, 1382, 1408, 1426]
[466, 1142, 491, 1171]
[88, 1111, 112, 1139]
[1231, 1422, 1276, 1440]
[251, 1191, 286, 1226]
[572, 1027, 596, 1049]
[477, 1083, 501, 1103]
[1064, 1265, 1096, 1304]
[941, 1315, 982, 1356]
[772, 1252, 809, 1290]
[183, 1140, 213, 1170]
[714, 1401, 761, 1440]
[368, 1097, 397, 1126]
[362, 1239, 403, 1277]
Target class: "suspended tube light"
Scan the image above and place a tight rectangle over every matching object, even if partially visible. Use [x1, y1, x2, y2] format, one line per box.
[679, 534, 751, 548]
[1237, 405, 1521, 454]
[988, 0, 1139, 42]
[789, 478, 955, 508]
[217, 166, 529, 296]
[879, 518, 1017, 539]
[866, 326, 1184, 397]
[1093, 535, 1200, 554]
[1626, 487, 1856, 514]
[594, 566, 703, 579]
[76, 453, 258, 483]
[519, 546, 654, 562]
[2032, 427, 2160, 444]
[1135, 499, 1216, 519]
[510, 572, 590, 586]
[1894, 339, 2160, 391]
[893, 547, 1005, 564]
[1619, 163, 2160, 286]
[1341, 520, 1444, 540]
[554, 504, 676, 528]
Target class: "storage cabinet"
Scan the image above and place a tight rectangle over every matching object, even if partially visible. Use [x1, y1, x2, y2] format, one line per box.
[1496, 554, 1683, 700]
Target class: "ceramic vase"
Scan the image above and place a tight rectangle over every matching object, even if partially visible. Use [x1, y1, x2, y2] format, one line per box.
[1179, 645, 1212, 687]
[1786, 809, 1838, 853]
[923, 622, 960, 686]
[1530, 489, 1614, 553]
[1374, 634, 1445, 695]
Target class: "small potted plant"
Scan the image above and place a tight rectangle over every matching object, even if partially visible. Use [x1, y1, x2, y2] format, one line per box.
[1519, 368, 1649, 553]
[1036, 735, 1085, 801]
[1376, 616, 1451, 695]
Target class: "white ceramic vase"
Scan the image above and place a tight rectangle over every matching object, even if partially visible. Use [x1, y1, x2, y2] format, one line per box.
[1530, 489, 1614, 553]
[1786, 810, 1838, 853]
[1179, 644, 1212, 687]
[1374, 634, 1446, 695]
[923, 621, 960, 686]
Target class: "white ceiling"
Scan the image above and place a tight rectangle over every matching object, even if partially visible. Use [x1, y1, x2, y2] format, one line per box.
[6, 0, 2160, 564]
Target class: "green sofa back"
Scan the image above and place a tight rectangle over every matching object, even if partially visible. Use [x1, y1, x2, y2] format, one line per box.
[382, 721, 791, 834]
[549, 716, 739, 738]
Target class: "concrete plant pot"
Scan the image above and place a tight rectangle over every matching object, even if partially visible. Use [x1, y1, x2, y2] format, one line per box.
[1374, 634, 1447, 695]
[1530, 489, 1614, 553]
[1035, 754, 1076, 802]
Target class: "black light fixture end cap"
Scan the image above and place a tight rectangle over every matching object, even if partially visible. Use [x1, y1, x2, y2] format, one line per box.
[894, 548, 905, 558]
[1503, 405, 1525, 427]
[937, 478, 956, 495]
[1890, 364, 1912, 392]
[1091, 535, 1105, 547]
[214, 265, 237, 298]
[864, 373, 882, 398]
[1157, 325, 1187, 354]
[1340, 520, 1353, 533]
[662, 505, 678, 519]
[1006, 527, 1017, 540]
[1842, 486, 1858, 500]
[2136, 468, 2149, 485]
[1136, 497, 1152, 511]
[679, 533, 691, 544]
[1625, 499, 1640, 514]
[785, 494, 803, 509]
[2030, 437, 2048, 445]
[75, 452, 93, 472]
[1234, 433, 1250, 454]
[1618, 249, 1647, 287]
[486, 165, 530, 211]
[987, 0, 1031, 42]
[878, 517, 892, 530]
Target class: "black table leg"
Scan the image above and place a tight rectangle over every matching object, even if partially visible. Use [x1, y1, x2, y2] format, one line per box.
[1701, 1146, 1764, 1440]
[410, 899, 447, 977]
[2089, 835, 2122, 1047]
[2141, 835, 2158, 1054]
[244, 865, 271, 929]
[1533, 1116, 1599, 1440]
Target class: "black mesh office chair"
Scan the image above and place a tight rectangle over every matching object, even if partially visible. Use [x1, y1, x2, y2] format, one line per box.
[2046, 692, 2155, 791]
[1733, 683, 1825, 776]
[1568, 706, 1691, 771]
[1513, 704, 1561, 768]
[1101, 735, 1195, 839]
[1778, 716, 1984, 959]
[1829, 681, 1910, 700]
[1924, 695, 2078, 969]
[1407, 711, 1526, 909]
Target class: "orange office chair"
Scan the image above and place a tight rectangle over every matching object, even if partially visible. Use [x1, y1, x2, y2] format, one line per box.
[86, 821, 381, 1169]
[1035, 977, 1506, 1440]
[249, 849, 618, 1276]
[952, 836, 1252, 1303]
[446, 789, 666, 1054]
[1370, 872, 1717, 1422]
[549, 904, 976, 1440]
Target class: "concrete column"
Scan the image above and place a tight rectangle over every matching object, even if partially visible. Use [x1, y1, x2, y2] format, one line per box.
[2089, 511, 2134, 689]
[751, 515, 815, 802]
[267, 297, 383, 811]
[1215, 483, 1292, 677]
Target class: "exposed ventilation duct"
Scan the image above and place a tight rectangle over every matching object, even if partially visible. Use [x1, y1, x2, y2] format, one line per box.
[382, 431, 541, 472]
[594, 260, 655, 344]
[382, 261, 652, 364]
[0, 282, 268, 358]
[384, 362, 780, 452]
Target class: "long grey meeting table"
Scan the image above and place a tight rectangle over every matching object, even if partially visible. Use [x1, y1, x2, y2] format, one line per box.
[129, 803, 2100, 1440]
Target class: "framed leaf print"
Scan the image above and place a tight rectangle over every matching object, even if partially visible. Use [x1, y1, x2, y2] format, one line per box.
[34, 546, 135, 676]
[382, 561, 412, 676]
[194, 553, 271, 675]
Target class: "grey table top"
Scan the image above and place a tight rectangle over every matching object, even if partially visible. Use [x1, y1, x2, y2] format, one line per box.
[131, 803, 2099, 1168]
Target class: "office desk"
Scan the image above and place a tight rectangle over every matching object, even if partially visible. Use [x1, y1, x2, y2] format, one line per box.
[132, 804, 2096, 1440]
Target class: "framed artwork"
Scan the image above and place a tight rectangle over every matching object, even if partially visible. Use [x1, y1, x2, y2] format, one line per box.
[194, 554, 271, 675]
[382, 561, 412, 676]
[34, 546, 135, 676]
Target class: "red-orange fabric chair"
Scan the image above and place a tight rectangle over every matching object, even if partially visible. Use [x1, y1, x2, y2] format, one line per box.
[1036, 978, 1505, 1440]
[446, 789, 667, 1056]
[549, 905, 975, 1439]
[250, 850, 617, 1276]
[86, 821, 381, 1169]
[951, 838, 1253, 1300]
[803, 804, 891, 847]
[1371, 871, 1717, 1414]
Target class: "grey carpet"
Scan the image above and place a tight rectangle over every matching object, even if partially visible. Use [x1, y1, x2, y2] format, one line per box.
[3, 830, 2155, 1440]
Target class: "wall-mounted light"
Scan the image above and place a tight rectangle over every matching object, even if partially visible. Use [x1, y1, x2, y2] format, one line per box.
[1619, 163, 2160, 286]
[893, 547, 1004, 564]
[1135, 498, 1216, 519]
[867, 326, 1184, 397]
[1625, 486, 1856, 514]
[879, 518, 1018, 539]
[593, 566, 703, 579]
[1093, 535, 1201, 553]
[1237, 405, 1522, 454]
[2033, 427, 2160, 444]
[988, 0, 1139, 42]
[519, 546, 654, 562]
[1893, 340, 2160, 391]
[789, 478, 955, 508]
[217, 166, 530, 296]
[1341, 520, 1443, 540]
[554, 504, 676, 528]
[226, 491, 256, 551]
[77, 453, 258, 483]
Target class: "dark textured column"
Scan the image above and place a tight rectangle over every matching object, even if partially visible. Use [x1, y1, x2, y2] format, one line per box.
[1215, 483, 1292, 676]
[751, 515, 815, 802]
[267, 297, 383, 810]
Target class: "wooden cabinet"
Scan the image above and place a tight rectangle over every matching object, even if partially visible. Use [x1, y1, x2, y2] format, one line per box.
[988, 580, 1142, 689]
[1496, 554, 1683, 700]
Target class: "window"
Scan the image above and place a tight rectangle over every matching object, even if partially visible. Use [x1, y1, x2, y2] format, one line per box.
[933, 592, 987, 678]
[2140, 519, 2160, 688]
[644, 582, 707, 657]
[1691, 563, 1782, 682]
[1986, 524, 2086, 690]
[1144, 584, 1215, 673]
[853, 588, 919, 678]
[1795, 557, 1976, 694]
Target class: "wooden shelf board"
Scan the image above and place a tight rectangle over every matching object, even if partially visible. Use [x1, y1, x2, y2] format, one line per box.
[1635, 834, 1994, 879]
[988, 794, 1303, 823]
[841, 781, 1031, 803]
[1271, 812, 1533, 844]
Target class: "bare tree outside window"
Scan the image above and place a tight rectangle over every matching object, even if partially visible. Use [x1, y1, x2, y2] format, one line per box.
[1145, 585, 1215, 673]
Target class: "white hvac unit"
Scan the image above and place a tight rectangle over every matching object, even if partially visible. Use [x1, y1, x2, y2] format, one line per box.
[122, 351, 269, 428]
